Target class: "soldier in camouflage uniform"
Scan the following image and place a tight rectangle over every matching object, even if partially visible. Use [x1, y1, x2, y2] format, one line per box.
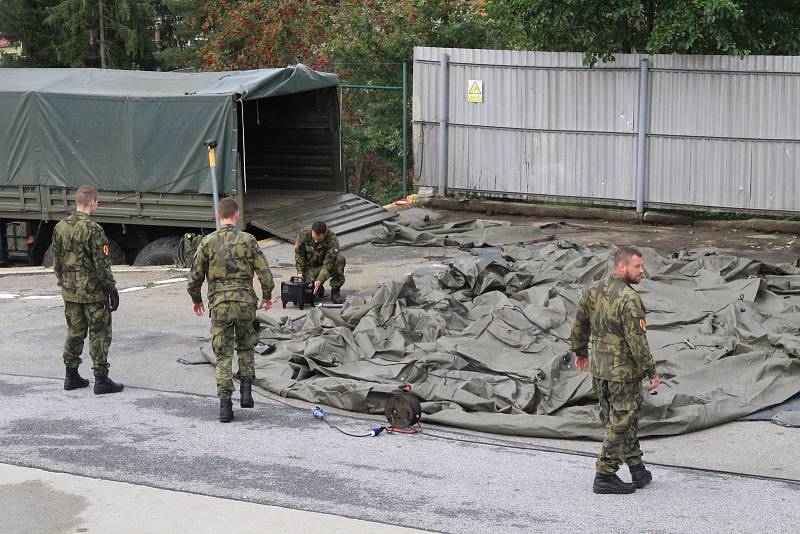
[188, 198, 274, 422]
[294, 221, 346, 304]
[52, 185, 124, 395]
[570, 246, 661, 494]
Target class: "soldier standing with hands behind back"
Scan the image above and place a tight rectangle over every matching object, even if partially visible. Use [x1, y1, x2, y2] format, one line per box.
[53, 185, 124, 394]
[188, 198, 274, 423]
[570, 246, 661, 494]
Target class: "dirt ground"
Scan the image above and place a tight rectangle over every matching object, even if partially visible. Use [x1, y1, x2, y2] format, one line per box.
[401, 206, 800, 264]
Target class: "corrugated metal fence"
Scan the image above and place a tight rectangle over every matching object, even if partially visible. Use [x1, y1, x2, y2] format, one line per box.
[413, 47, 800, 214]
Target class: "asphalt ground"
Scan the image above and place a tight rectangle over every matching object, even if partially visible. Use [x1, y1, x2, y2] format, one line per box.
[1, 207, 799, 533]
[1, 374, 798, 534]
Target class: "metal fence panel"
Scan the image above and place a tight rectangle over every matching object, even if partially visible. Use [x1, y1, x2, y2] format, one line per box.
[445, 127, 636, 201]
[414, 47, 800, 214]
[650, 70, 800, 139]
[647, 137, 752, 209]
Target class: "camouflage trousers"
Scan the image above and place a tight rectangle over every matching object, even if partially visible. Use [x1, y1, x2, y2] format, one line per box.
[211, 301, 258, 399]
[593, 378, 644, 474]
[62, 301, 112, 376]
[303, 255, 346, 290]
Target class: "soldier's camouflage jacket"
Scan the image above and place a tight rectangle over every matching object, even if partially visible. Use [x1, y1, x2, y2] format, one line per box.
[570, 274, 657, 382]
[294, 225, 340, 283]
[187, 225, 274, 309]
[52, 212, 116, 303]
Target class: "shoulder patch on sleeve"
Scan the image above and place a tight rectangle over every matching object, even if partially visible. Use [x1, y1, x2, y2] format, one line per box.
[102, 244, 109, 256]
[639, 318, 647, 332]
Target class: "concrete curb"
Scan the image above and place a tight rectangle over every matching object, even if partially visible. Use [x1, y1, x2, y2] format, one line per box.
[694, 218, 800, 234]
[421, 197, 800, 234]
[423, 197, 640, 223]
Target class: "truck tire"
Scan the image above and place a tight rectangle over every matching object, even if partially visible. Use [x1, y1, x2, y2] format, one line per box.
[42, 238, 127, 267]
[133, 235, 182, 266]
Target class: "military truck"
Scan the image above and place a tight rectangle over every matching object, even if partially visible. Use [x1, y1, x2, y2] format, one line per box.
[0, 65, 392, 265]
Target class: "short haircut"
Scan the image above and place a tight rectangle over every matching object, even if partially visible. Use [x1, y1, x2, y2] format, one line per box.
[615, 246, 643, 266]
[218, 197, 239, 219]
[311, 221, 327, 235]
[75, 185, 98, 207]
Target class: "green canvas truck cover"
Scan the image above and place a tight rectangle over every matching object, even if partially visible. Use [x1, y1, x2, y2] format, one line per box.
[0, 65, 339, 194]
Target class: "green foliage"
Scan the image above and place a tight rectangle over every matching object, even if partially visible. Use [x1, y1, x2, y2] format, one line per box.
[0, 0, 203, 69]
[329, 0, 496, 203]
[198, 0, 332, 70]
[487, 0, 800, 65]
[151, 0, 206, 71]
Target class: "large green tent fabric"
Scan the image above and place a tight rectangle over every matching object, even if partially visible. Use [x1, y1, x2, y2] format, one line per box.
[221, 241, 800, 439]
[371, 219, 553, 247]
[0, 65, 339, 194]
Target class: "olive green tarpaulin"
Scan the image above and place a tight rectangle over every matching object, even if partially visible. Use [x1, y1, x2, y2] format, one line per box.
[0, 65, 339, 194]
[204, 241, 800, 439]
[371, 219, 554, 247]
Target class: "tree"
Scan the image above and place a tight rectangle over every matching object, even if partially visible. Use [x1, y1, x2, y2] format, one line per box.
[45, 0, 164, 69]
[487, 0, 800, 65]
[199, 0, 333, 70]
[0, 0, 202, 69]
[152, 0, 206, 71]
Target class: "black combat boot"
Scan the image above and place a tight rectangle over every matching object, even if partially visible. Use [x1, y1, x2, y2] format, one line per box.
[240, 380, 254, 408]
[593, 473, 635, 494]
[219, 398, 234, 423]
[93, 375, 125, 395]
[330, 288, 345, 304]
[629, 463, 653, 489]
[64, 367, 89, 391]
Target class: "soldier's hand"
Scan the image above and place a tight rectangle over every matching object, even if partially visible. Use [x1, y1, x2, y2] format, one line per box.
[313, 280, 322, 295]
[108, 290, 120, 312]
[260, 298, 272, 310]
[192, 302, 205, 317]
[649, 374, 661, 390]
[575, 354, 589, 372]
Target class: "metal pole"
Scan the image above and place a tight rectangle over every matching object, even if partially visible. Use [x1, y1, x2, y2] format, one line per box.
[240, 101, 248, 194]
[437, 53, 449, 196]
[204, 139, 221, 230]
[402, 61, 409, 198]
[635, 58, 650, 217]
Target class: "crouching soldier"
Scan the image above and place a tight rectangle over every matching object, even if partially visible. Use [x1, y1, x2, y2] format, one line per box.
[188, 198, 274, 422]
[294, 221, 346, 304]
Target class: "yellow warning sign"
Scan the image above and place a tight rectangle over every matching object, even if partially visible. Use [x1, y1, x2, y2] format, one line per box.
[467, 79, 483, 103]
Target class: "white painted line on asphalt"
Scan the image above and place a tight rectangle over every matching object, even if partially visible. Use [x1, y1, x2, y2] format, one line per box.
[153, 277, 188, 285]
[119, 286, 147, 293]
[0, 266, 190, 276]
[0, 269, 53, 275]
[6, 281, 182, 306]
